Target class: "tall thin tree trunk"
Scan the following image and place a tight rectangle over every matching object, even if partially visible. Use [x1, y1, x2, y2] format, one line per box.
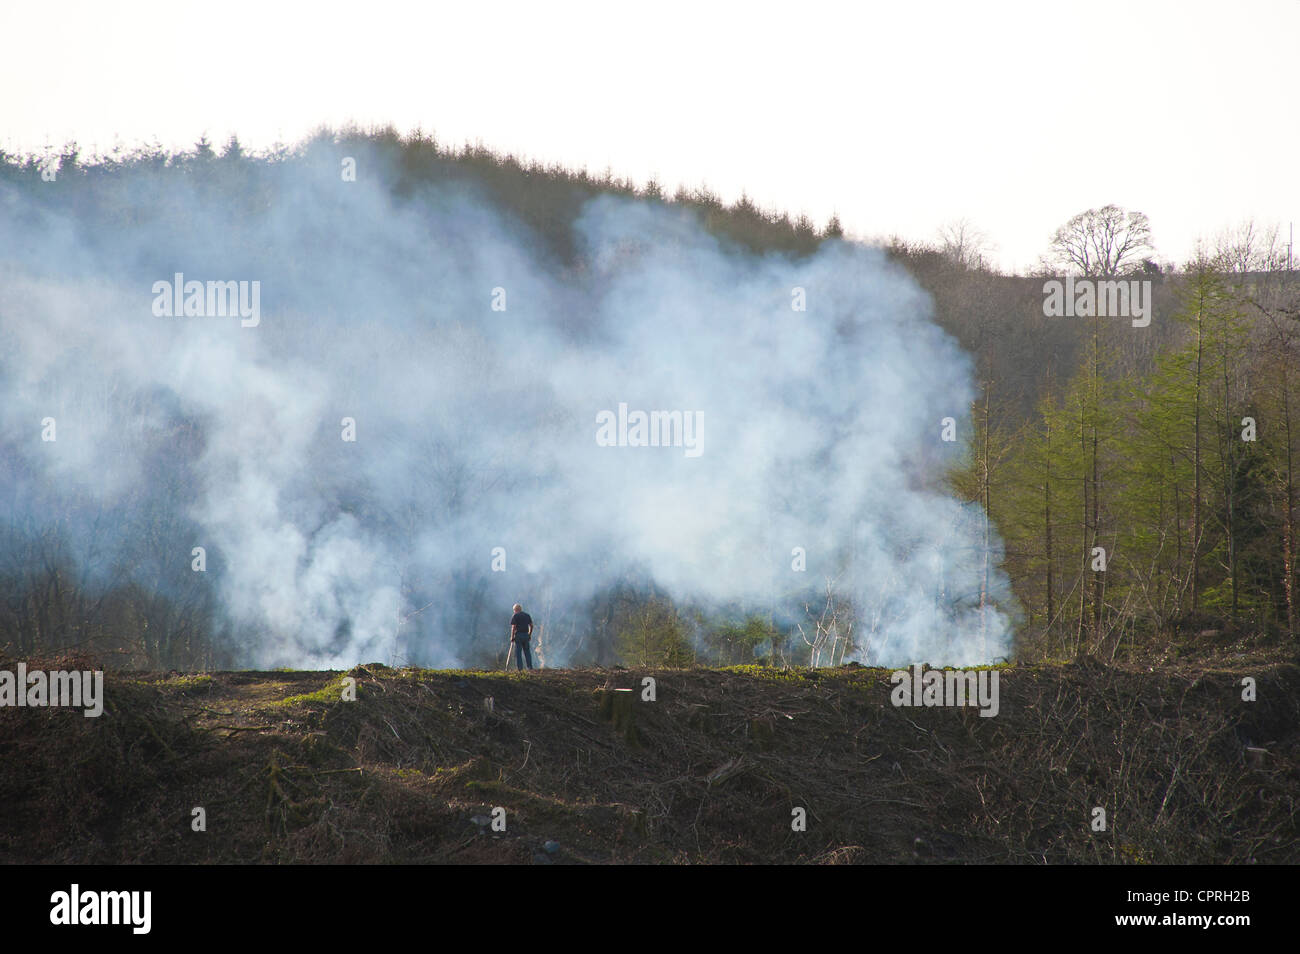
[1192, 291, 1204, 613]
[1223, 342, 1239, 621]
[1282, 355, 1295, 636]
[1077, 395, 1088, 658]
[1041, 368, 1055, 651]
[1172, 451, 1183, 615]
[1092, 326, 1103, 640]
[981, 385, 991, 660]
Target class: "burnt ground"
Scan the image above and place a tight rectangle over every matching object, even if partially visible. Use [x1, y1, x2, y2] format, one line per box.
[1, 651, 1297, 864]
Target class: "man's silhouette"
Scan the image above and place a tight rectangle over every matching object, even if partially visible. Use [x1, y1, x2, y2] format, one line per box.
[509, 603, 534, 670]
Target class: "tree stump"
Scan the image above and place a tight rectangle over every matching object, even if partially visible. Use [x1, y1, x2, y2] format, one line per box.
[597, 688, 638, 745]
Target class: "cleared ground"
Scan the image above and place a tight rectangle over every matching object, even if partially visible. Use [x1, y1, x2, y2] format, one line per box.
[1, 652, 1297, 864]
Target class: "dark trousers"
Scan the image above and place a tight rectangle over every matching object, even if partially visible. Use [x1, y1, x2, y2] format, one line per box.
[513, 639, 534, 670]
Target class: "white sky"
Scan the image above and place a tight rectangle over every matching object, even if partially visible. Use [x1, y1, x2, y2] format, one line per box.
[2, 0, 1297, 272]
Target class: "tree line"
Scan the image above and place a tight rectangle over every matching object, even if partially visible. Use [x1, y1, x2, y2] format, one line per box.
[2, 128, 1295, 667]
[941, 224, 1298, 660]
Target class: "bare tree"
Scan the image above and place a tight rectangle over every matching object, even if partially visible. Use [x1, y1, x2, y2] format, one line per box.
[1212, 219, 1287, 275]
[797, 577, 856, 667]
[1046, 204, 1153, 276]
[937, 218, 994, 270]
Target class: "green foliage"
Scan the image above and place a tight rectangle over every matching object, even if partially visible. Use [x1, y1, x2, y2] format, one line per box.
[5, 129, 1299, 666]
[614, 598, 695, 668]
[984, 254, 1298, 659]
[703, 615, 780, 665]
[273, 675, 354, 708]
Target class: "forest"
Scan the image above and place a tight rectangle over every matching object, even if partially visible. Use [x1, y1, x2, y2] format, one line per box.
[1, 127, 1297, 669]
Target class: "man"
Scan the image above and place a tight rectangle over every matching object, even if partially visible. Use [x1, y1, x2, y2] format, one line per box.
[509, 603, 535, 670]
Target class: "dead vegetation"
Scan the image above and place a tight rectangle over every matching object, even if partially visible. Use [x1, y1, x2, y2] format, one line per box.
[0, 654, 1297, 864]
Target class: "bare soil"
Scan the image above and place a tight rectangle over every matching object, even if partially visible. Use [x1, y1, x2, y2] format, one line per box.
[1, 653, 1296, 864]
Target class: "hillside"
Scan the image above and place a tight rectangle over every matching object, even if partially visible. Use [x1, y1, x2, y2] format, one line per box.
[5, 130, 1300, 672]
[3, 654, 1297, 864]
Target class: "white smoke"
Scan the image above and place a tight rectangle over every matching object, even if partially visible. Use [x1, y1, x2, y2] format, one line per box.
[0, 139, 1015, 668]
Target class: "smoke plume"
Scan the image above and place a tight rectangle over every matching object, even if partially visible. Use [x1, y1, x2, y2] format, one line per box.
[0, 138, 1015, 668]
